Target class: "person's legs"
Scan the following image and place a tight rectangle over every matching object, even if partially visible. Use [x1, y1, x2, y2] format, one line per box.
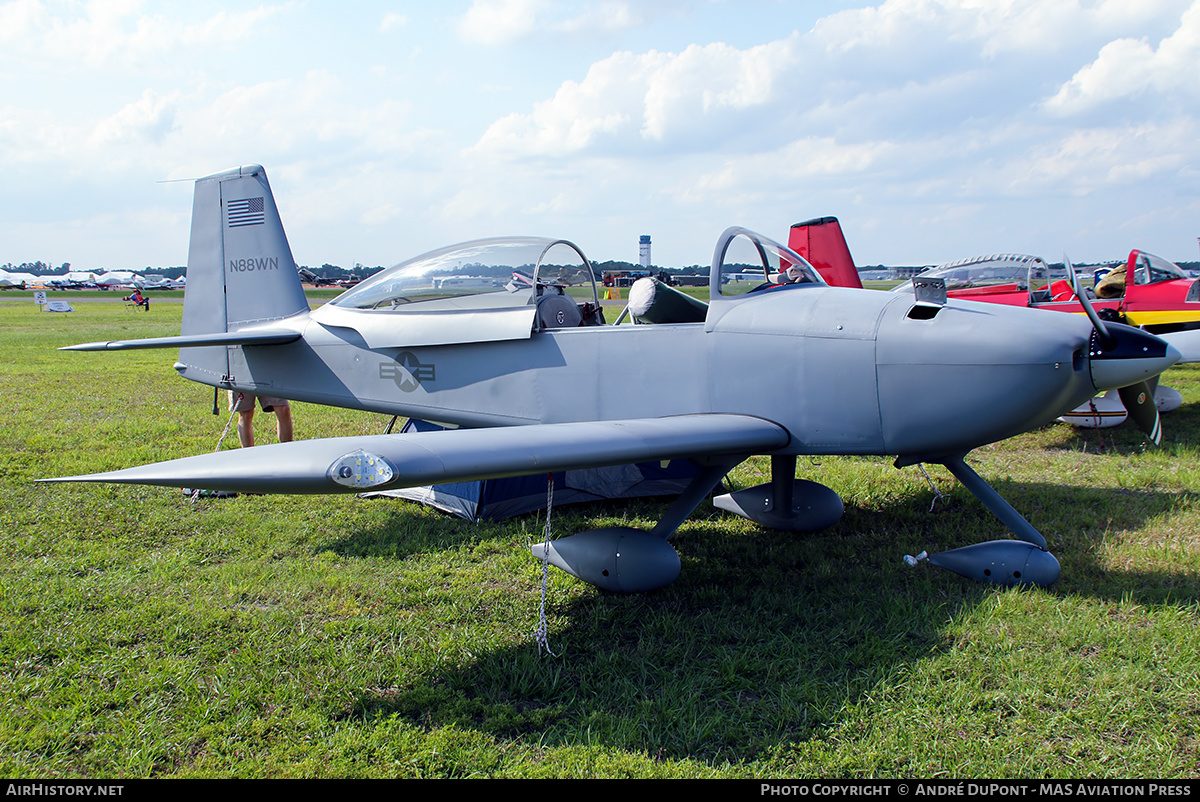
[273, 404, 293, 443]
[229, 392, 258, 448]
[236, 409, 256, 448]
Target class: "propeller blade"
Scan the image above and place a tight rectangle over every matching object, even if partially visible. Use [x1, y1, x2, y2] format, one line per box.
[1067, 253, 1117, 350]
[1119, 381, 1162, 444]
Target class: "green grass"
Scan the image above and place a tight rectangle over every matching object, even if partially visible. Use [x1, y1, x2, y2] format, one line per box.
[1, 300, 1198, 778]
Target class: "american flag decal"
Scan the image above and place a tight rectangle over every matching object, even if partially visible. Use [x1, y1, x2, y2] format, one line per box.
[227, 197, 265, 228]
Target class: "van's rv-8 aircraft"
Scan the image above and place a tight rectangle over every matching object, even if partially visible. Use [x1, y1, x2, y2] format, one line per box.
[45, 165, 1181, 592]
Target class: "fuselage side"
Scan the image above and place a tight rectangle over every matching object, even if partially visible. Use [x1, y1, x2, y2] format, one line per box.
[186, 283, 1104, 460]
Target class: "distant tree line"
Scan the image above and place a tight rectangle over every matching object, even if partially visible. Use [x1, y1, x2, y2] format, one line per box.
[2, 261, 72, 273]
[303, 263, 385, 281]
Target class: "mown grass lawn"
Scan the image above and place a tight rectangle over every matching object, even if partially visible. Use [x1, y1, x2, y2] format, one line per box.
[1, 299, 1197, 778]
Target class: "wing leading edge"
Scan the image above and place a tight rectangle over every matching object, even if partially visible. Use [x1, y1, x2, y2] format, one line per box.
[44, 414, 790, 494]
[59, 328, 303, 351]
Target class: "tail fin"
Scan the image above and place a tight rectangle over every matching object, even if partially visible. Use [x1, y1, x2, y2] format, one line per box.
[788, 216, 863, 290]
[178, 164, 309, 383]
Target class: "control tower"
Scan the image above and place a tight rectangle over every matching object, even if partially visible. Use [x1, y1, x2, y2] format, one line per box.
[639, 235, 651, 269]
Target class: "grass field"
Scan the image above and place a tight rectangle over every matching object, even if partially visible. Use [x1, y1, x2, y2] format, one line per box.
[1, 299, 1198, 778]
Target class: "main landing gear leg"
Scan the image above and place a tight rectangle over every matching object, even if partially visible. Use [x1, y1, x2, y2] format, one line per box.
[530, 457, 742, 593]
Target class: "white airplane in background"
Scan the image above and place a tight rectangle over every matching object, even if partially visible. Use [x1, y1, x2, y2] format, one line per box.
[0, 270, 40, 288]
[94, 271, 146, 289]
[46, 271, 101, 289]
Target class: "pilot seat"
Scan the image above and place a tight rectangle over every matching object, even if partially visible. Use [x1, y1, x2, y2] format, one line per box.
[536, 289, 584, 329]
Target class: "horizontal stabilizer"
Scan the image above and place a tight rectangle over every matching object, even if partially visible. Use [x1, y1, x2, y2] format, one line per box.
[60, 328, 302, 351]
[44, 414, 789, 494]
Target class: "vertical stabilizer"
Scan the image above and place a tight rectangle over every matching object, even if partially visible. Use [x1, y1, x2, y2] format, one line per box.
[788, 216, 863, 290]
[177, 165, 309, 383]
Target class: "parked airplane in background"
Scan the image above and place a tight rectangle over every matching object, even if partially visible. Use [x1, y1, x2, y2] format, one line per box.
[296, 267, 359, 288]
[39, 271, 99, 290]
[95, 271, 146, 289]
[0, 269, 174, 290]
[45, 166, 1180, 591]
[0, 269, 40, 289]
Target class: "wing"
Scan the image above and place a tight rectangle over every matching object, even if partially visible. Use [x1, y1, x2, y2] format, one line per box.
[60, 328, 302, 351]
[43, 414, 790, 494]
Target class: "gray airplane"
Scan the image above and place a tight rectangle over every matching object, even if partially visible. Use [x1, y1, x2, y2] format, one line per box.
[47, 164, 1181, 592]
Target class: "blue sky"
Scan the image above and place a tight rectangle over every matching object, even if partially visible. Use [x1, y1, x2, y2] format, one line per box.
[2, 0, 1198, 271]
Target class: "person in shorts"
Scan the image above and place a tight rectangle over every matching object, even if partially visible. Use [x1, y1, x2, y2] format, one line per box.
[229, 391, 294, 448]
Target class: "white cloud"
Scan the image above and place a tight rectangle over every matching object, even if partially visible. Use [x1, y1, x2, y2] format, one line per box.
[0, 1, 288, 68]
[475, 50, 659, 155]
[380, 12, 406, 32]
[641, 39, 798, 141]
[1044, 37, 1161, 112]
[0, 0, 49, 44]
[87, 88, 179, 148]
[474, 37, 800, 157]
[669, 136, 895, 207]
[1045, 0, 1200, 113]
[457, 0, 644, 45]
[450, 0, 1200, 266]
[165, 70, 421, 167]
[1, 64, 424, 201]
[0, 105, 77, 168]
[457, 0, 550, 45]
[554, 1, 644, 35]
[1012, 122, 1194, 194]
[812, 0, 1190, 60]
[5, 1, 1200, 271]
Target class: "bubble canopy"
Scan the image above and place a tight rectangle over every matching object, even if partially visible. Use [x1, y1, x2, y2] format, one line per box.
[330, 237, 598, 312]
